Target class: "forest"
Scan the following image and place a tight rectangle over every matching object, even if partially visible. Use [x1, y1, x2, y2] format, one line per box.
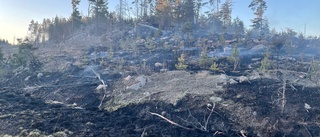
[23, 0, 316, 44]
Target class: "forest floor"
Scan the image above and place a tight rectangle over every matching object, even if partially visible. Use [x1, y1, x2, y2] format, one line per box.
[0, 37, 320, 136]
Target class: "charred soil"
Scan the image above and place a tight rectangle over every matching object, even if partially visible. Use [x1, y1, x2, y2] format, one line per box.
[0, 41, 320, 137]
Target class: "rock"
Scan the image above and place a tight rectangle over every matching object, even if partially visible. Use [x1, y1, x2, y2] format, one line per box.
[304, 103, 311, 110]
[239, 76, 250, 83]
[299, 74, 306, 78]
[229, 78, 238, 85]
[250, 44, 267, 53]
[126, 76, 147, 90]
[124, 75, 132, 81]
[219, 74, 227, 80]
[210, 96, 223, 103]
[24, 76, 31, 81]
[96, 84, 108, 91]
[155, 62, 163, 67]
[160, 69, 168, 73]
[248, 70, 261, 80]
[37, 73, 43, 78]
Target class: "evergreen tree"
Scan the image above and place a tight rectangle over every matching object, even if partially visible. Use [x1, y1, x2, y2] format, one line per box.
[41, 18, 51, 42]
[260, 17, 270, 36]
[181, 0, 195, 23]
[0, 39, 9, 45]
[249, 0, 267, 36]
[89, 0, 109, 34]
[89, 0, 108, 19]
[194, 0, 203, 25]
[28, 20, 42, 44]
[155, 0, 172, 29]
[219, 0, 232, 26]
[48, 16, 72, 42]
[71, 0, 82, 32]
[231, 17, 245, 35]
[174, 0, 195, 33]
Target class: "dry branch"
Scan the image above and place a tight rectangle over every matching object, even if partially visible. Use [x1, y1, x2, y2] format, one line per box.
[148, 112, 192, 130]
[90, 68, 108, 109]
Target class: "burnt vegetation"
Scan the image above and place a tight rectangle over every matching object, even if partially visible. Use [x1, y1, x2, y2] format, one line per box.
[1, 0, 320, 137]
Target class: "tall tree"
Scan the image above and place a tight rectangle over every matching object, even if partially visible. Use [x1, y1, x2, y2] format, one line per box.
[216, 0, 221, 12]
[89, 0, 108, 19]
[71, 0, 82, 33]
[148, 0, 156, 16]
[48, 16, 72, 42]
[194, 0, 204, 25]
[89, 0, 109, 34]
[174, 0, 195, 23]
[142, 0, 147, 18]
[260, 17, 269, 36]
[41, 18, 51, 42]
[28, 20, 36, 40]
[219, 0, 232, 26]
[231, 17, 245, 37]
[209, 0, 220, 13]
[28, 20, 41, 44]
[116, 0, 133, 19]
[249, 0, 267, 34]
[133, 0, 141, 19]
[118, 0, 126, 19]
[155, 0, 172, 29]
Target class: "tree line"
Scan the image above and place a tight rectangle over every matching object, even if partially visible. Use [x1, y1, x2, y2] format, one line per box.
[0, 39, 9, 45]
[24, 0, 317, 44]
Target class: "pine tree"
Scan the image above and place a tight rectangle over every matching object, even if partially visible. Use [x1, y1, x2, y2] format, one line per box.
[249, 0, 267, 35]
[155, 0, 172, 29]
[219, 0, 232, 26]
[175, 54, 188, 70]
[71, 0, 82, 33]
[28, 20, 42, 44]
[182, 0, 195, 23]
[89, 0, 108, 19]
[231, 17, 245, 36]
[89, 0, 109, 34]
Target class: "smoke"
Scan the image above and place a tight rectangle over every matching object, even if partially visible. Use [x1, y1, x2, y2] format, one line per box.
[207, 44, 267, 59]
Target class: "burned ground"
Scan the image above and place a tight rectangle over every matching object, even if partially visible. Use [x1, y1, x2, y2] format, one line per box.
[0, 36, 320, 137]
[1, 74, 319, 137]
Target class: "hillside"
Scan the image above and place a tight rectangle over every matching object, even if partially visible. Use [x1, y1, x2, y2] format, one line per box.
[0, 22, 320, 137]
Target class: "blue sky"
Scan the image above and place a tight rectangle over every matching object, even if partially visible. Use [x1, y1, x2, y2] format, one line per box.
[0, 0, 319, 43]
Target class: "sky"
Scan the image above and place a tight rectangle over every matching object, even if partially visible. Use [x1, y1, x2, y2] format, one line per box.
[0, 0, 319, 44]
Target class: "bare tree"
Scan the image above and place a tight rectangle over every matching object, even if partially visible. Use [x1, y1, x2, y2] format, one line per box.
[209, 0, 220, 13]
